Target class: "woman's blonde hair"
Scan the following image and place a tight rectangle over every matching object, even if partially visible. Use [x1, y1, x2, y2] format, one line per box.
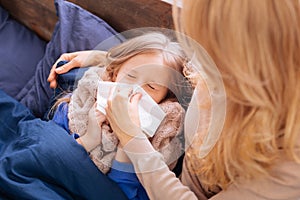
[175, 0, 300, 190]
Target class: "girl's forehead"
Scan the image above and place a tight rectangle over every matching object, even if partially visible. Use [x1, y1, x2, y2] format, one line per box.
[122, 53, 165, 69]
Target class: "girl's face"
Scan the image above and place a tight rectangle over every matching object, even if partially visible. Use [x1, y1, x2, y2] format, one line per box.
[114, 53, 171, 103]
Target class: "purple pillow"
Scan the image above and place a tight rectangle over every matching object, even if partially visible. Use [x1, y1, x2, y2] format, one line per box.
[0, 6, 46, 98]
[15, 0, 122, 118]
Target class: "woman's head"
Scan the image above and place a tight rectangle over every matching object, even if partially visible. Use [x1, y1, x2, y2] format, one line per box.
[176, 0, 300, 190]
[101, 32, 190, 104]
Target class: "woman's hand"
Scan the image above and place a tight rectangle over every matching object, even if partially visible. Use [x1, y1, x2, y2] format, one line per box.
[77, 104, 106, 152]
[106, 90, 143, 147]
[47, 50, 107, 88]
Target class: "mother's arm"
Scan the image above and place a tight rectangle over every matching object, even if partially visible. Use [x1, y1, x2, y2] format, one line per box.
[123, 136, 201, 200]
[105, 92, 201, 200]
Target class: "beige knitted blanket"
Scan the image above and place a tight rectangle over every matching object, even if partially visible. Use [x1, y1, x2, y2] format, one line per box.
[68, 67, 185, 173]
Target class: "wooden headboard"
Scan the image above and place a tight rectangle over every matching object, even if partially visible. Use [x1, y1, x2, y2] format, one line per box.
[0, 0, 174, 41]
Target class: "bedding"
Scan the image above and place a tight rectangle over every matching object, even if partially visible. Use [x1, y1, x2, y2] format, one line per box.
[10, 0, 123, 118]
[0, 89, 127, 199]
[0, 0, 129, 198]
[0, 6, 46, 98]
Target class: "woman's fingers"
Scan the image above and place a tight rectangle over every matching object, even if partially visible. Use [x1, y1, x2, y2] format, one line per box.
[128, 93, 142, 127]
[106, 91, 143, 146]
[129, 92, 142, 103]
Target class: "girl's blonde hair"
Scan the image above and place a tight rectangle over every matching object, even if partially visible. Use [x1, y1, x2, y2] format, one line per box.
[175, 0, 300, 190]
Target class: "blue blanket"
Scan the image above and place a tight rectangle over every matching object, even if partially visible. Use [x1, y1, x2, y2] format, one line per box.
[0, 89, 127, 199]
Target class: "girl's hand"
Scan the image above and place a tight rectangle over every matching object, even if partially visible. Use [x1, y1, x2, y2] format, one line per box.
[77, 104, 106, 152]
[106, 90, 143, 147]
[47, 50, 107, 88]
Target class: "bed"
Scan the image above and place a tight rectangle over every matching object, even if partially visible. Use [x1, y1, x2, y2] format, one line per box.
[0, 0, 175, 199]
[0, 0, 174, 41]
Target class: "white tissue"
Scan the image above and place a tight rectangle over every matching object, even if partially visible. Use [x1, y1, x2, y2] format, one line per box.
[96, 81, 166, 137]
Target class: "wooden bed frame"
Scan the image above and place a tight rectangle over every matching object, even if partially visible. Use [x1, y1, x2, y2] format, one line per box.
[0, 0, 174, 41]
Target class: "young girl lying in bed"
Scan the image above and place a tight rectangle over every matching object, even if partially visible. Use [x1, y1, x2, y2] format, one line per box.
[50, 32, 192, 200]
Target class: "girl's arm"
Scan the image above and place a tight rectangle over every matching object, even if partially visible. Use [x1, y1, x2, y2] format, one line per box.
[48, 50, 107, 88]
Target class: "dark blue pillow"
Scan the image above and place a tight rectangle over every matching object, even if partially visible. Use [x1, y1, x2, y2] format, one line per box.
[0, 6, 46, 98]
[15, 0, 122, 118]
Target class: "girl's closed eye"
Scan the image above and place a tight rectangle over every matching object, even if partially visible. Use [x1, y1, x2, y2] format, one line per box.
[127, 73, 136, 79]
[147, 84, 157, 90]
